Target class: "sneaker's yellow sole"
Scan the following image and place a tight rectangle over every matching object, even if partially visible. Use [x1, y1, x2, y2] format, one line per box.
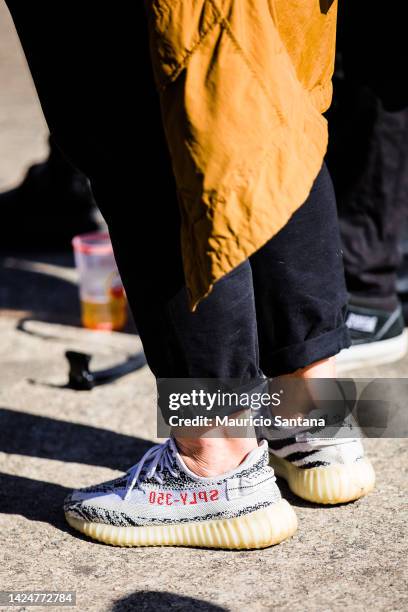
[269, 455, 375, 504]
[65, 499, 297, 549]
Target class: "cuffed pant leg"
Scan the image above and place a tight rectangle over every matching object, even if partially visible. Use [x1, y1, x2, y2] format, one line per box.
[250, 163, 350, 377]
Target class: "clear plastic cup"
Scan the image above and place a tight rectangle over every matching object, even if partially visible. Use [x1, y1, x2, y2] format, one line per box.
[72, 231, 127, 331]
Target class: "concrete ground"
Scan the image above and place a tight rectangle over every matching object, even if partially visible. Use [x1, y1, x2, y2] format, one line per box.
[0, 2, 407, 611]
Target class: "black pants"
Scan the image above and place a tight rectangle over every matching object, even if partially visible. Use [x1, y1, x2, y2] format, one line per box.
[326, 2, 408, 307]
[5, 1, 350, 380]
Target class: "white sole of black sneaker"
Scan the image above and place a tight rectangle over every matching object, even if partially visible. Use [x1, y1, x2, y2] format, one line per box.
[65, 499, 297, 549]
[335, 329, 408, 373]
[269, 454, 375, 504]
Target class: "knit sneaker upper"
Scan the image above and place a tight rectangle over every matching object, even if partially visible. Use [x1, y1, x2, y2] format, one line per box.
[64, 439, 281, 527]
[268, 435, 365, 469]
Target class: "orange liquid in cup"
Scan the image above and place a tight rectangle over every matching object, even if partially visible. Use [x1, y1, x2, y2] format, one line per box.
[73, 232, 128, 331]
[80, 287, 127, 331]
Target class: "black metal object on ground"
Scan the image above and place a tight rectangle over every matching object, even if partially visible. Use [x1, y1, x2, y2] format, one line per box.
[65, 350, 146, 390]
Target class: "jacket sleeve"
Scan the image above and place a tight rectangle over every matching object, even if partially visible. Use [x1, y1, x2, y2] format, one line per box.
[145, 0, 335, 309]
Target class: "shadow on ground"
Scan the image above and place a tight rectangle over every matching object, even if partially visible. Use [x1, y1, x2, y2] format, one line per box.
[0, 472, 71, 530]
[111, 591, 228, 612]
[1, 472, 130, 543]
[0, 409, 154, 533]
[0, 407, 153, 471]
[0, 252, 80, 322]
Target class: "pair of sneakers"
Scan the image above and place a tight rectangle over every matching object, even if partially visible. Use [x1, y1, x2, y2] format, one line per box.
[64, 435, 375, 550]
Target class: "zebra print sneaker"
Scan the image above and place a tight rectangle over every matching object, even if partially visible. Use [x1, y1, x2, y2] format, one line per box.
[64, 438, 297, 549]
[268, 436, 375, 504]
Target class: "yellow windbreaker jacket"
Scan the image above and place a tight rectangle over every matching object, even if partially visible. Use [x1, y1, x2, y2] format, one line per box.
[145, 0, 338, 309]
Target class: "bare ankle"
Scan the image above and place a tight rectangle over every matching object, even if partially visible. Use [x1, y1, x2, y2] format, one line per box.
[175, 436, 258, 477]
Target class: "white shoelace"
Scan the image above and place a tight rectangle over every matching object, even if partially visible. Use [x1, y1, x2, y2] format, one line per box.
[124, 439, 179, 501]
